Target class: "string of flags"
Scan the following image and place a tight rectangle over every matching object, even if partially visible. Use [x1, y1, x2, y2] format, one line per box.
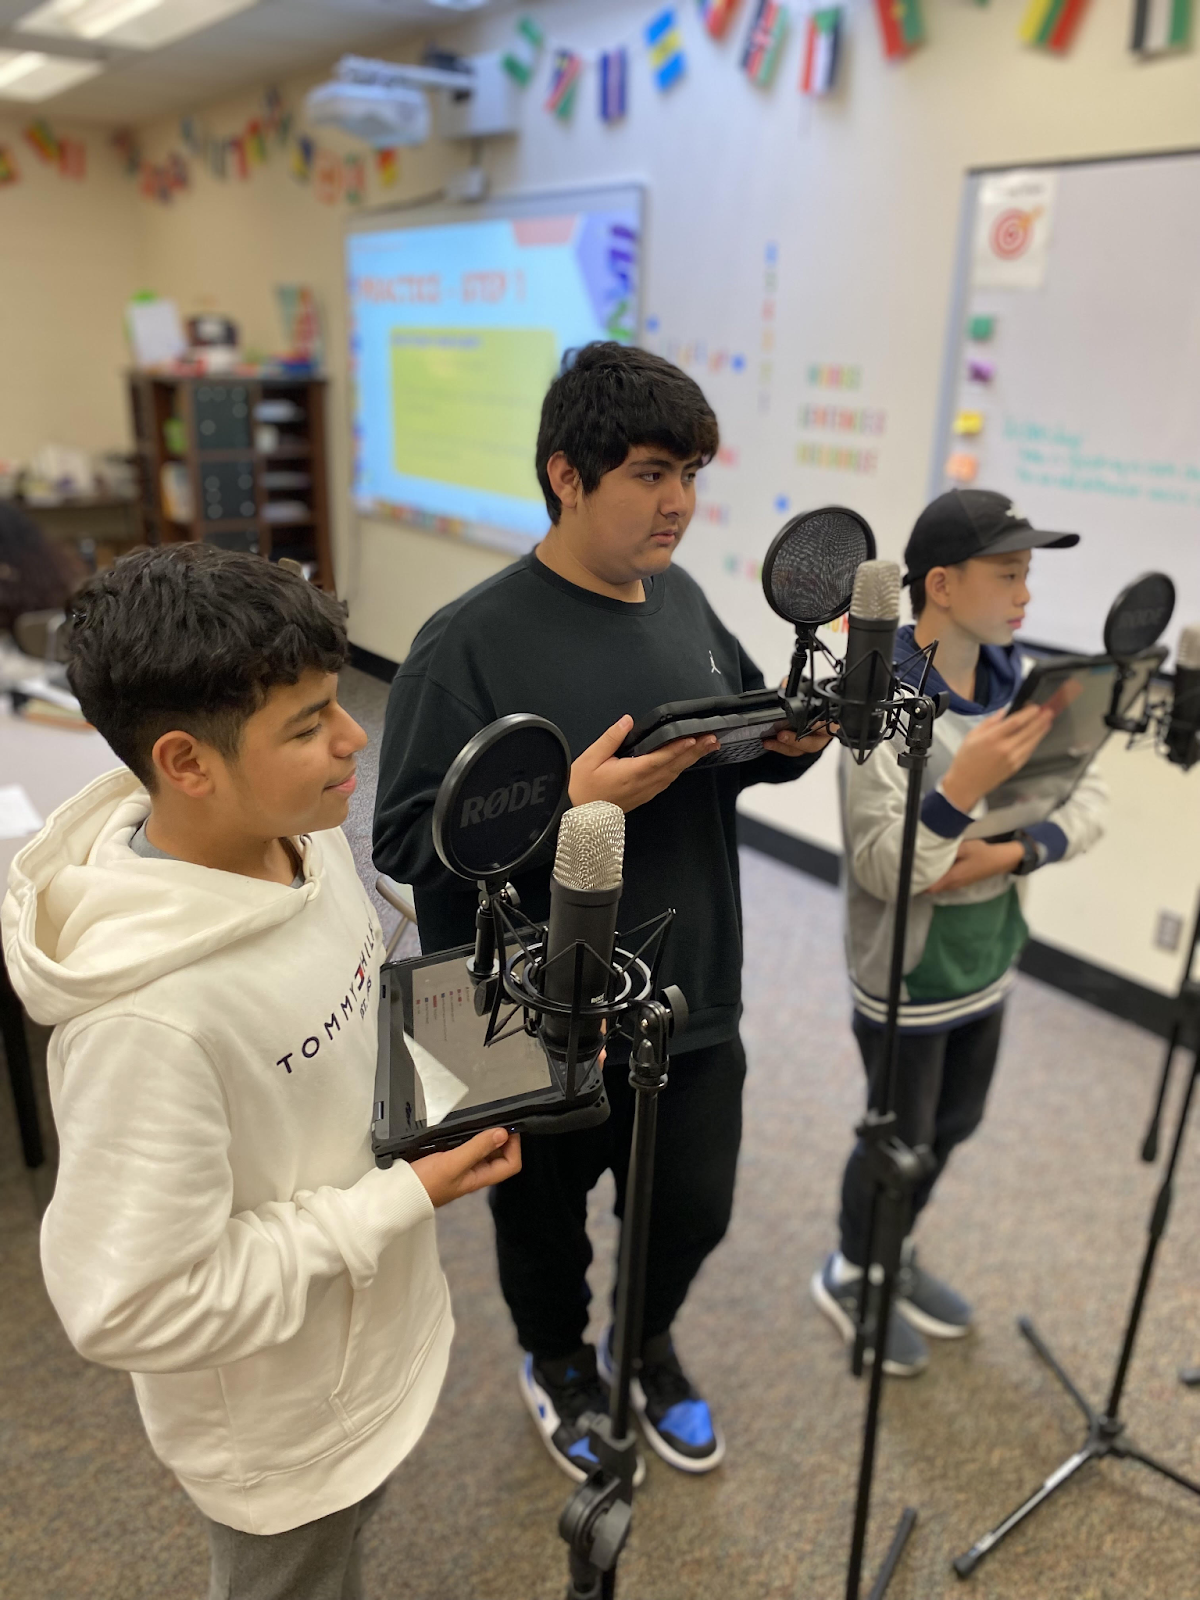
[107, 86, 399, 207]
[493, 0, 1193, 131]
[0, 0, 1193, 208]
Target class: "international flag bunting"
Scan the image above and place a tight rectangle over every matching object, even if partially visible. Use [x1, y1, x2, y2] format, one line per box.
[599, 47, 628, 123]
[291, 135, 314, 183]
[742, 0, 790, 84]
[229, 135, 248, 180]
[1131, 0, 1192, 51]
[375, 147, 400, 187]
[698, 0, 742, 37]
[875, 0, 924, 58]
[799, 6, 843, 94]
[112, 128, 140, 175]
[646, 8, 686, 89]
[23, 120, 59, 163]
[344, 154, 366, 205]
[58, 137, 86, 179]
[0, 146, 17, 186]
[545, 48, 583, 119]
[503, 15, 544, 86]
[1019, 0, 1091, 51]
[247, 119, 267, 164]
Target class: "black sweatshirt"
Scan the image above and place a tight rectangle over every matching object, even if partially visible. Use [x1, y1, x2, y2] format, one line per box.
[372, 552, 822, 1054]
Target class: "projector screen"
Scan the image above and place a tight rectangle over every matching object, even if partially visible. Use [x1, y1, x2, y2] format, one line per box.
[347, 185, 643, 553]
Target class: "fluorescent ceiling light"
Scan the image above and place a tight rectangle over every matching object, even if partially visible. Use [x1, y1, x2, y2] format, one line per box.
[0, 47, 102, 98]
[427, 1, 490, 9]
[16, 0, 259, 50]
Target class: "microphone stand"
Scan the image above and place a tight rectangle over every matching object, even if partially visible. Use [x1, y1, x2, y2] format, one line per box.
[843, 690, 940, 1600]
[560, 991, 685, 1600]
[1138, 888, 1200, 1164]
[476, 892, 684, 1600]
[953, 1032, 1200, 1576]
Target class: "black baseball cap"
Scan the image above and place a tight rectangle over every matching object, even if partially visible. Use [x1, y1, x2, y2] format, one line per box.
[903, 489, 1079, 585]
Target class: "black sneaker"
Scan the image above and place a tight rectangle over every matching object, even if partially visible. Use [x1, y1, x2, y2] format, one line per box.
[519, 1346, 646, 1486]
[810, 1253, 929, 1378]
[598, 1327, 725, 1473]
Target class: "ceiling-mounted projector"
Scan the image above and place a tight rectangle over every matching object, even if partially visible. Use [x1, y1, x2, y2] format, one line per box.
[305, 53, 518, 149]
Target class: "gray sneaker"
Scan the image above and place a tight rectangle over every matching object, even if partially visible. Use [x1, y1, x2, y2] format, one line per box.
[811, 1254, 929, 1378]
[895, 1243, 973, 1339]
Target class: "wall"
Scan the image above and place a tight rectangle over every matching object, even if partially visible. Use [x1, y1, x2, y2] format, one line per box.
[0, 114, 143, 472]
[56, 0, 1200, 995]
[133, 71, 514, 658]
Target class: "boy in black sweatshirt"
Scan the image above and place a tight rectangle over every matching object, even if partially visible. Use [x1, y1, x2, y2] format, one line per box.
[374, 343, 830, 1478]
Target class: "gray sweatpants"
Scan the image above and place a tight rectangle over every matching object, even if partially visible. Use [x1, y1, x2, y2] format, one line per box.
[203, 1482, 387, 1600]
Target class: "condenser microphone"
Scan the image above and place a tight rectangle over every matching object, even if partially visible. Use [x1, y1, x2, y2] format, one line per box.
[1166, 624, 1200, 769]
[838, 559, 901, 748]
[538, 801, 625, 1072]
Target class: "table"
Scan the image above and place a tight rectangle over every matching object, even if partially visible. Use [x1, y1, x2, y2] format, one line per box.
[1, 710, 119, 1168]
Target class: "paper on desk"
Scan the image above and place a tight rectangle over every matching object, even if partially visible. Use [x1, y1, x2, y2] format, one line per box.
[0, 784, 44, 840]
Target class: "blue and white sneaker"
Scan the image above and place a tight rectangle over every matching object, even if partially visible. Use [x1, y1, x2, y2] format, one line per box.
[896, 1241, 973, 1340]
[598, 1327, 725, 1474]
[519, 1346, 646, 1486]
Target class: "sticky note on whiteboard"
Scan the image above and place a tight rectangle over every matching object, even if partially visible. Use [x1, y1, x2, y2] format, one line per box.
[967, 359, 994, 384]
[953, 411, 984, 436]
[945, 453, 979, 483]
[967, 314, 995, 341]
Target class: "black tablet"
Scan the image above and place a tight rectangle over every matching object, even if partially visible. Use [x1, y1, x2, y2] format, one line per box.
[371, 941, 609, 1164]
[964, 648, 1162, 839]
[618, 688, 796, 767]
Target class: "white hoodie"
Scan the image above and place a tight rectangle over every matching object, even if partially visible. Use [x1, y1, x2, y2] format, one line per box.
[1, 768, 452, 1535]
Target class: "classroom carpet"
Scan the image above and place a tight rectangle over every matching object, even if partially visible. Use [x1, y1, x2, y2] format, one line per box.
[1, 663, 1197, 1600]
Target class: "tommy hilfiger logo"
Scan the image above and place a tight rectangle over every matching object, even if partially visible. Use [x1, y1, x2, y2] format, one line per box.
[276, 918, 377, 1075]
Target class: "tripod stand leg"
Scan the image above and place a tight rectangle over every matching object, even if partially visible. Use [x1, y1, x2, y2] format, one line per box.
[866, 1507, 917, 1600]
[1017, 1318, 1098, 1427]
[951, 1445, 1095, 1579]
[1113, 1444, 1200, 1497]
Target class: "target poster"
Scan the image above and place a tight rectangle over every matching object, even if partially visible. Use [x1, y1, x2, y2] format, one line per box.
[971, 170, 1057, 290]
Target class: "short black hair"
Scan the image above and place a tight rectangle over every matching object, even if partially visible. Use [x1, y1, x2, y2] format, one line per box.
[909, 575, 926, 619]
[66, 545, 348, 787]
[535, 342, 719, 523]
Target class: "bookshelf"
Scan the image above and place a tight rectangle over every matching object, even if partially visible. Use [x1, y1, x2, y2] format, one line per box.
[127, 373, 334, 589]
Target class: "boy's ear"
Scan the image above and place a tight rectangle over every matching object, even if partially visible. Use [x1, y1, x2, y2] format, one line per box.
[922, 565, 953, 613]
[151, 730, 219, 798]
[546, 451, 582, 513]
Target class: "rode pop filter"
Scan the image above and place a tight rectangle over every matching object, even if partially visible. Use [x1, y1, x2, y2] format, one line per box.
[373, 715, 680, 1165]
[1103, 572, 1176, 660]
[763, 506, 876, 692]
[432, 713, 571, 882]
[1101, 573, 1174, 736]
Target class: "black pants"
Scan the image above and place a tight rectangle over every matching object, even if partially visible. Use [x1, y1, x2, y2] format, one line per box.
[838, 1006, 1004, 1268]
[490, 1034, 747, 1361]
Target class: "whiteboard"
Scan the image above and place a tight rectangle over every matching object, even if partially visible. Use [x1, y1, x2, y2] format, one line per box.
[931, 150, 1200, 659]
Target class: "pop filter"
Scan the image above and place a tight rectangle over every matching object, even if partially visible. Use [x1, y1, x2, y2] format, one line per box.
[762, 506, 877, 630]
[1104, 572, 1176, 659]
[432, 713, 571, 882]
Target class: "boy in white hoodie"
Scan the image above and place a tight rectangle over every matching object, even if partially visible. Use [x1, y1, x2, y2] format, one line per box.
[1, 545, 521, 1600]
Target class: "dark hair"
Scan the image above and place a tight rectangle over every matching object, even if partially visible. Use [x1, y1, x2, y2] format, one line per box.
[909, 575, 926, 619]
[0, 502, 85, 633]
[66, 545, 348, 786]
[535, 342, 719, 523]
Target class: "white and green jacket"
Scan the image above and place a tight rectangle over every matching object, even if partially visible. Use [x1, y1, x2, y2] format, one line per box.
[841, 625, 1108, 1034]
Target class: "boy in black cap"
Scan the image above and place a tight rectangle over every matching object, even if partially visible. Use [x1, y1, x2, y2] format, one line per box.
[812, 488, 1108, 1376]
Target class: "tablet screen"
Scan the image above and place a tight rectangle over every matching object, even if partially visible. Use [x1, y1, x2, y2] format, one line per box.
[387, 947, 557, 1133]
